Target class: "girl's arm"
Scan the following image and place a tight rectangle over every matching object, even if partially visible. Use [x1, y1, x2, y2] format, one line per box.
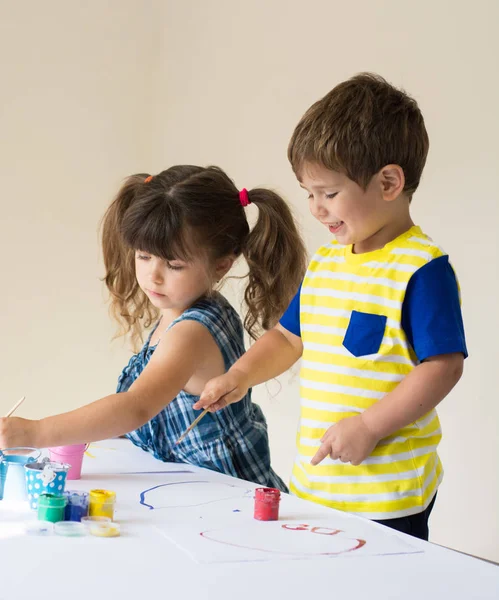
[194, 324, 303, 412]
[0, 320, 224, 449]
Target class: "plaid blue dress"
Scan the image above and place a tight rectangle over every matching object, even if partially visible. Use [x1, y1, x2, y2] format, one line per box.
[117, 293, 287, 491]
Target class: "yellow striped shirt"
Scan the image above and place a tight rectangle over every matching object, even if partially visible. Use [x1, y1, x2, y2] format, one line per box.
[289, 226, 454, 519]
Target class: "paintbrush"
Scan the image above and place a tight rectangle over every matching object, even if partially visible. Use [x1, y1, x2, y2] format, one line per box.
[175, 408, 210, 445]
[4, 396, 26, 418]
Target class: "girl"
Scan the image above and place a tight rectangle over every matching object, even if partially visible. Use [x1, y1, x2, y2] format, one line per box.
[0, 165, 306, 489]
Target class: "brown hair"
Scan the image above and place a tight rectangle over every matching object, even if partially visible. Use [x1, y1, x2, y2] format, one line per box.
[288, 73, 429, 198]
[102, 165, 307, 348]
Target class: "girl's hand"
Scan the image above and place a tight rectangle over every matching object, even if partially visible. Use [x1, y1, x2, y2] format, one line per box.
[194, 368, 250, 412]
[311, 414, 379, 466]
[0, 417, 39, 449]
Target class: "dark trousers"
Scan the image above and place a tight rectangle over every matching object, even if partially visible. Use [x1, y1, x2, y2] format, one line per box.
[374, 494, 437, 541]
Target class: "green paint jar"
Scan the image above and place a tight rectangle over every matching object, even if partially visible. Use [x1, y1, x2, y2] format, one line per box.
[37, 493, 67, 523]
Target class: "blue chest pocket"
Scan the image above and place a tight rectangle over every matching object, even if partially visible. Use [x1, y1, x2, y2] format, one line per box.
[343, 310, 387, 357]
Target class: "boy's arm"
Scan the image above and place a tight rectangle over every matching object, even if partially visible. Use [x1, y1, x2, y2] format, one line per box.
[311, 352, 463, 466]
[194, 324, 303, 412]
[0, 320, 223, 449]
[361, 352, 463, 439]
[312, 254, 467, 466]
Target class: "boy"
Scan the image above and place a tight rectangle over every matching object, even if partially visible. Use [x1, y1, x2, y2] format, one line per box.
[194, 73, 467, 540]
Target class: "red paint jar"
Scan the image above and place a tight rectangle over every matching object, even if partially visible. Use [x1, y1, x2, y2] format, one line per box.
[254, 487, 281, 521]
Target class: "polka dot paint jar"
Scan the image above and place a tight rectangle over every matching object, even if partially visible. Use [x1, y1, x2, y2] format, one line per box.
[24, 460, 70, 510]
[0, 447, 41, 502]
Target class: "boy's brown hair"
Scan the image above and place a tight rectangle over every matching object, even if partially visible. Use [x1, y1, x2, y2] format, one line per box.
[288, 73, 429, 198]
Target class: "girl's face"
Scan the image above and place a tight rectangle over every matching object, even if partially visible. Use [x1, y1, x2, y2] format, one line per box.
[134, 250, 214, 315]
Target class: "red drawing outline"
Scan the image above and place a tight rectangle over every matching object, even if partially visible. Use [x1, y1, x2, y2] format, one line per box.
[200, 523, 366, 556]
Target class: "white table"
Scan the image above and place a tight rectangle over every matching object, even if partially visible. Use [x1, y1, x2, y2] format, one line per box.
[1, 439, 498, 600]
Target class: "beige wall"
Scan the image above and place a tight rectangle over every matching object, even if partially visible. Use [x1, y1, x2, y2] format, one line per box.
[0, 1, 162, 414]
[1, 1, 498, 561]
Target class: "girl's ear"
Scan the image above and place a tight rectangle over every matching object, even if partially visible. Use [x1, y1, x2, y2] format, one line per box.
[214, 255, 236, 281]
[378, 164, 405, 201]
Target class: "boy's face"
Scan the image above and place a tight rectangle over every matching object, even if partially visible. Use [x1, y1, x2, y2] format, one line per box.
[298, 162, 398, 252]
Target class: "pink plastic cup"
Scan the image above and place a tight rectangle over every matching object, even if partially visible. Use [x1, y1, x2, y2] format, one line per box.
[47, 444, 88, 480]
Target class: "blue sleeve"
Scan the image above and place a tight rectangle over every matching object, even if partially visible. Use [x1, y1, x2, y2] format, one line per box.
[401, 255, 468, 361]
[279, 283, 302, 337]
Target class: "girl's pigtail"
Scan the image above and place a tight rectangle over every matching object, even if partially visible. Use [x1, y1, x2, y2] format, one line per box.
[242, 189, 307, 340]
[101, 174, 158, 349]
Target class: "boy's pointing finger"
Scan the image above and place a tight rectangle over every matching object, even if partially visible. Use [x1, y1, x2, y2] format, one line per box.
[310, 443, 330, 466]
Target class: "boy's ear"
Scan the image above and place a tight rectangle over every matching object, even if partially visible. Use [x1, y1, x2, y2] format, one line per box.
[378, 165, 405, 201]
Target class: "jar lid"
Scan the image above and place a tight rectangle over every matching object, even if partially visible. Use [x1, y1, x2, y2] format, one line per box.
[88, 522, 120, 538]
[25, 521, 54, 536]
[55, 521, 86, 537]
[81, 516, 111, 529]
[81, 515, 111, 523]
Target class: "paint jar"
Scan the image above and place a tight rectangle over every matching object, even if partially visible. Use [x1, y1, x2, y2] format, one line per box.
[254, 487, 281, 521]
[48, 444, 88, 480]
[0, 448, 41, 503]
[89, 489, 116, 519]
[38, 493, 67, 523]
[64, 490, 89, 522]
[25, 460, 70, 510]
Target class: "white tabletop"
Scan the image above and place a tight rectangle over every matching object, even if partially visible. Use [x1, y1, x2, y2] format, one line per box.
[1, 439, 497, 600]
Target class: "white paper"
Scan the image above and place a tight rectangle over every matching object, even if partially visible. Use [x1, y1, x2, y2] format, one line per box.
[157, 507, 421, 563]
[82, 439, 194, 475]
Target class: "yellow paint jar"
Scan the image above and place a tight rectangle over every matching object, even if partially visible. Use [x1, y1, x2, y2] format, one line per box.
[89, 489, 116, 520]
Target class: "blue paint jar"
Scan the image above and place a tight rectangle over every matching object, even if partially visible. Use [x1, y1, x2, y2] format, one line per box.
[64, 490, 89, 522]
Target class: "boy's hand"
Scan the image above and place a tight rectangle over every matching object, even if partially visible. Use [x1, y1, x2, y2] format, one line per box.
[311, 414, 379, 466]
[194, 368, 250, 412]
[0, 417, 39, 449]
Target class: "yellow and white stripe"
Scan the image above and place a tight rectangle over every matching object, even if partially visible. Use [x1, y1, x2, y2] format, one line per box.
[290, 226, 445, 519]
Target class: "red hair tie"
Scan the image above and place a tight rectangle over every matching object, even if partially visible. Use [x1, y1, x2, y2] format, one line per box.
[144, 175, 153, 183]
[239, 188, 250, 207]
